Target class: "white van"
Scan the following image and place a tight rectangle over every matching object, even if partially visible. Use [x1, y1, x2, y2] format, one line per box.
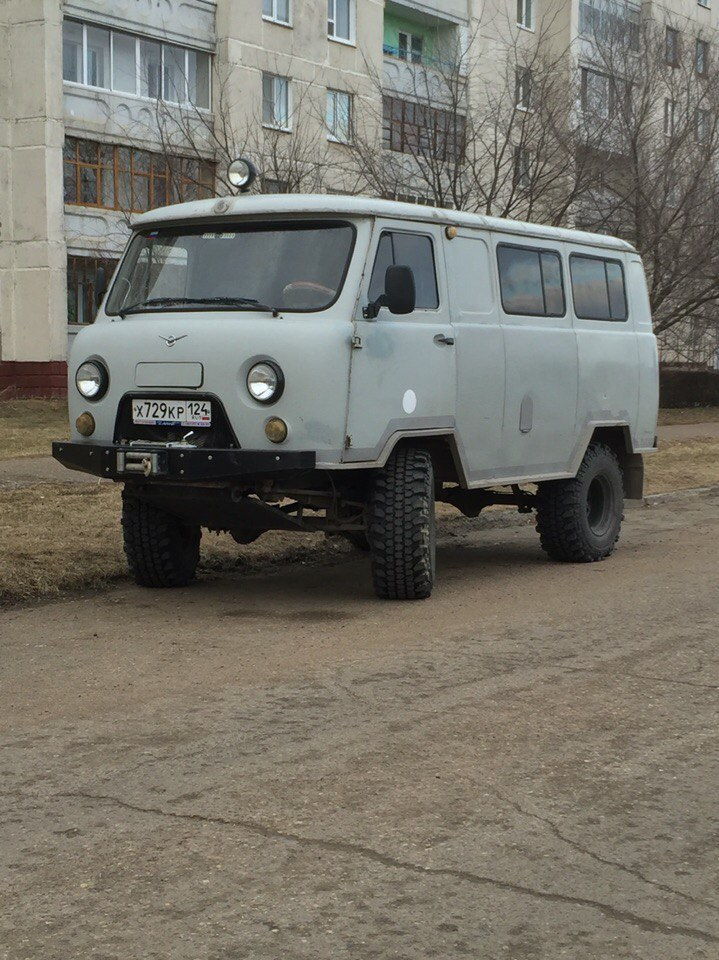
[53, 193, 659, 600]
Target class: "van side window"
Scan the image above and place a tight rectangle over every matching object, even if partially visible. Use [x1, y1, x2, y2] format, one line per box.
[368, 231, 439, 309]
[570, 255, 628, 321]
[496, 245, 565, 317]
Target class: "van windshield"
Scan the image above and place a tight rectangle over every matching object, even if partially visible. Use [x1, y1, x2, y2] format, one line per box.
[106, 219, 356, 316]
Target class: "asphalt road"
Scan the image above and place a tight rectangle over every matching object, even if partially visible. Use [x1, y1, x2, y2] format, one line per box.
[1, 491, 718, 959]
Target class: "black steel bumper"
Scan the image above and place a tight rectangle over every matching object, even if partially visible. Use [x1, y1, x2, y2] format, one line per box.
[52, 441, 316, 481]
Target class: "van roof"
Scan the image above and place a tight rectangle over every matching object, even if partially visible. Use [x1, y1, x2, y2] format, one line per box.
[133, 194, 637, 253]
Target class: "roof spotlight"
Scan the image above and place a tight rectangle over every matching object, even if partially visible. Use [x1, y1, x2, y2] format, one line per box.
[228, 157, 258, 193]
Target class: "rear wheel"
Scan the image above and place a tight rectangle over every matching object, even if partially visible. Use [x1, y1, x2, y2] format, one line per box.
[535, 441, 623, 563]
[121, 492, 201, 588]
[367, 448, 436, 600]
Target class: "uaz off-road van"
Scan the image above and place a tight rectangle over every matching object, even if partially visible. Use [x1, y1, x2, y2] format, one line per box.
[53, 192, 659, 599]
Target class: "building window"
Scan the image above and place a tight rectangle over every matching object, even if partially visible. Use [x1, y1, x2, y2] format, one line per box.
[517, 0, 533, 30]
[570, 255, 627, 321]
[581, 67, 612, 118]
[368, 232, 439, 309]
[513, 147, 532, 188]
[695, 107, 710, 142]
[698, 0, 710, 8]
[63, 137, 215, 213]
[398, 32, 423, 64]
[67, 255, 119, 326]
[663, 98, 675, 136]
[515, 67, 532, 109]
[665, 26, 680, 67]
[696, 38, 709, 75]
[497, 246, 565, 317]
[262, 74, 290, 129]
[578, 0, 639, 50]
[328, 0, 353, 42]
[62, 18, 211, 109]
[382, 95, 465, 160]
[263, 0, 290, 24]
[326, 89, 352, 143]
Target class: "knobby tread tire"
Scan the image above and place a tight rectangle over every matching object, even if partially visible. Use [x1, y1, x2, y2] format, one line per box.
[535, 441, 623, 563]
[121, 492, 201, 588]
[368, 447, 436, 600]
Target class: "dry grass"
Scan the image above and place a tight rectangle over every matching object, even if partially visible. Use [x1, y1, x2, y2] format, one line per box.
[0, 483, 351, 607]
[658, 406, 719, 425]
[0, 436, 716, 607]
[0, 399, 69, 460]
[645, 437, 719, 494]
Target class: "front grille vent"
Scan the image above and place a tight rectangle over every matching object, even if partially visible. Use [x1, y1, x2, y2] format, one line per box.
[113, 394, 238, 449]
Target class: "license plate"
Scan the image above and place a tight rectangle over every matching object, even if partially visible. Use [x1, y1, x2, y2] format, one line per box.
[131, 398, 212, 428]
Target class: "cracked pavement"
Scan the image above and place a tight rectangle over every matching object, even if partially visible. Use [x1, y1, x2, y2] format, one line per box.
[1, 490, 718, 959]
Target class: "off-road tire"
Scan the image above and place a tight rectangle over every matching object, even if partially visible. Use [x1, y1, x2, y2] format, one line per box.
[535, 441, 624, 563]
[121, 492, 201, 588]
[367, 448, 436, 600]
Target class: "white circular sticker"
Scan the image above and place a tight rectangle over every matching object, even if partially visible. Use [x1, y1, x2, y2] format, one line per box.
[403, 389, 417, 414]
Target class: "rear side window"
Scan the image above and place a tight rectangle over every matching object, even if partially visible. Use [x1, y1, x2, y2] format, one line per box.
[496, 244, 565, 317]
[570, 255, 628, 321]
[368, 231, 439, 309]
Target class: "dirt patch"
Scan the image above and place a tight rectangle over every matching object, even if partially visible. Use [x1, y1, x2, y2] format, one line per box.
[1, 438, 716, 607]
[657, 406, 719, 425]
[0, 399, 68, 460]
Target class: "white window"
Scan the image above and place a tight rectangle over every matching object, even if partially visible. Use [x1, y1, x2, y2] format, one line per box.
[663, 98, 675, 136]
[517, 0, 533, 29]
[698, 0, 710, 8]
[62, 18, 210, 109]
[515, 67, 532, 109]
[328, 0, 353, 42]
[262, 73, 290, 129]
[398, 32, 423, 64]
[62, 20, 83, 83]
[326, 89, 352, 142]
[112, 32, 137, 94]
[263, 0, 290, 24]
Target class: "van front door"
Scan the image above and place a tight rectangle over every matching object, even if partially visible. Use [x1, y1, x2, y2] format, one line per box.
[343, 221, 456, 463]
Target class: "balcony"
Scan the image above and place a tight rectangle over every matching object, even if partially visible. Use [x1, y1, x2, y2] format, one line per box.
[382, 1, 464, 99]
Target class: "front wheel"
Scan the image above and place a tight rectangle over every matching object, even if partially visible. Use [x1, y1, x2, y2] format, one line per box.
[535, 441, 624, 563]
[367, 448, 436, 600]
[121, 492, 201, 588]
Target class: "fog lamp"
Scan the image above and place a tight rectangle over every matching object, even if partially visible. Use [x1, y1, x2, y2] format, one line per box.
[76, 412, 96, 437]
[265, 417, 288, 443]
[228, 157, 258, 193]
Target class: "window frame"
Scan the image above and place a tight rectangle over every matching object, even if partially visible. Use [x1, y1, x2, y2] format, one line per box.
[517, 0, 534, 31]
[663, 97, 675, 136]
[62, 18, 212, 110]
[696, 37, 709, 76]
[327, 0, 354, 44]
[368, 229, 440, 313]
[496, 242, 566, 319]
[515, 66, 532, 110]
[262, 73, 291, 131]
[326, 88, 353, 143]
[63, 137, 215, 213]
[262, 0, 291, 26]
[569, 252, 628, 322]
[665, 26, 680, 67]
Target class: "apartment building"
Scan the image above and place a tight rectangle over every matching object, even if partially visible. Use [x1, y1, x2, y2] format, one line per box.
[1, 0, 717, 394]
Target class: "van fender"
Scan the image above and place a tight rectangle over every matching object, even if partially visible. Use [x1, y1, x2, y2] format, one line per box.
[570, 421, 645, 500]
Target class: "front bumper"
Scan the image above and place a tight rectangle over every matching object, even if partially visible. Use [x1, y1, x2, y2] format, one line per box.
[52, 441, 316, 481]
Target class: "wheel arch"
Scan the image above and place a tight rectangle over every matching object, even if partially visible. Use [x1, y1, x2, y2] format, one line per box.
[587, 424, 644, 500]
[386, 433, 465, 486]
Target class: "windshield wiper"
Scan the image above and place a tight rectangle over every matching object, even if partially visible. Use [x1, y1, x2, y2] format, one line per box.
[119, 296, 279, 317]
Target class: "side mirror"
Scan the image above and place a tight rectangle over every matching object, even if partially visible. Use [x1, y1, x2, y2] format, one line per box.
[363, 265, 416, 319]
[94, 265, 108, 310]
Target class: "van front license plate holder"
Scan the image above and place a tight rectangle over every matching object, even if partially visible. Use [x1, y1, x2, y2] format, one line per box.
[131, 398, 212, 428]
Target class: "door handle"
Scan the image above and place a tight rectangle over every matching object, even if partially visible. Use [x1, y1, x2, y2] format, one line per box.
[433, 334, 455, 346]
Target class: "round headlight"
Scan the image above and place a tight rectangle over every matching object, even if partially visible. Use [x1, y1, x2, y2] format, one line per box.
[75, 360, 108, 400]
[247, 362, 283, 404]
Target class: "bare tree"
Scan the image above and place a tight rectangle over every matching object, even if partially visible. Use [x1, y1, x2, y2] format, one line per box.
[575, 9, 719, 359]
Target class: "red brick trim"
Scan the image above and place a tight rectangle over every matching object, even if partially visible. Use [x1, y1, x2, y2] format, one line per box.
[0, 361, 68, 398]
